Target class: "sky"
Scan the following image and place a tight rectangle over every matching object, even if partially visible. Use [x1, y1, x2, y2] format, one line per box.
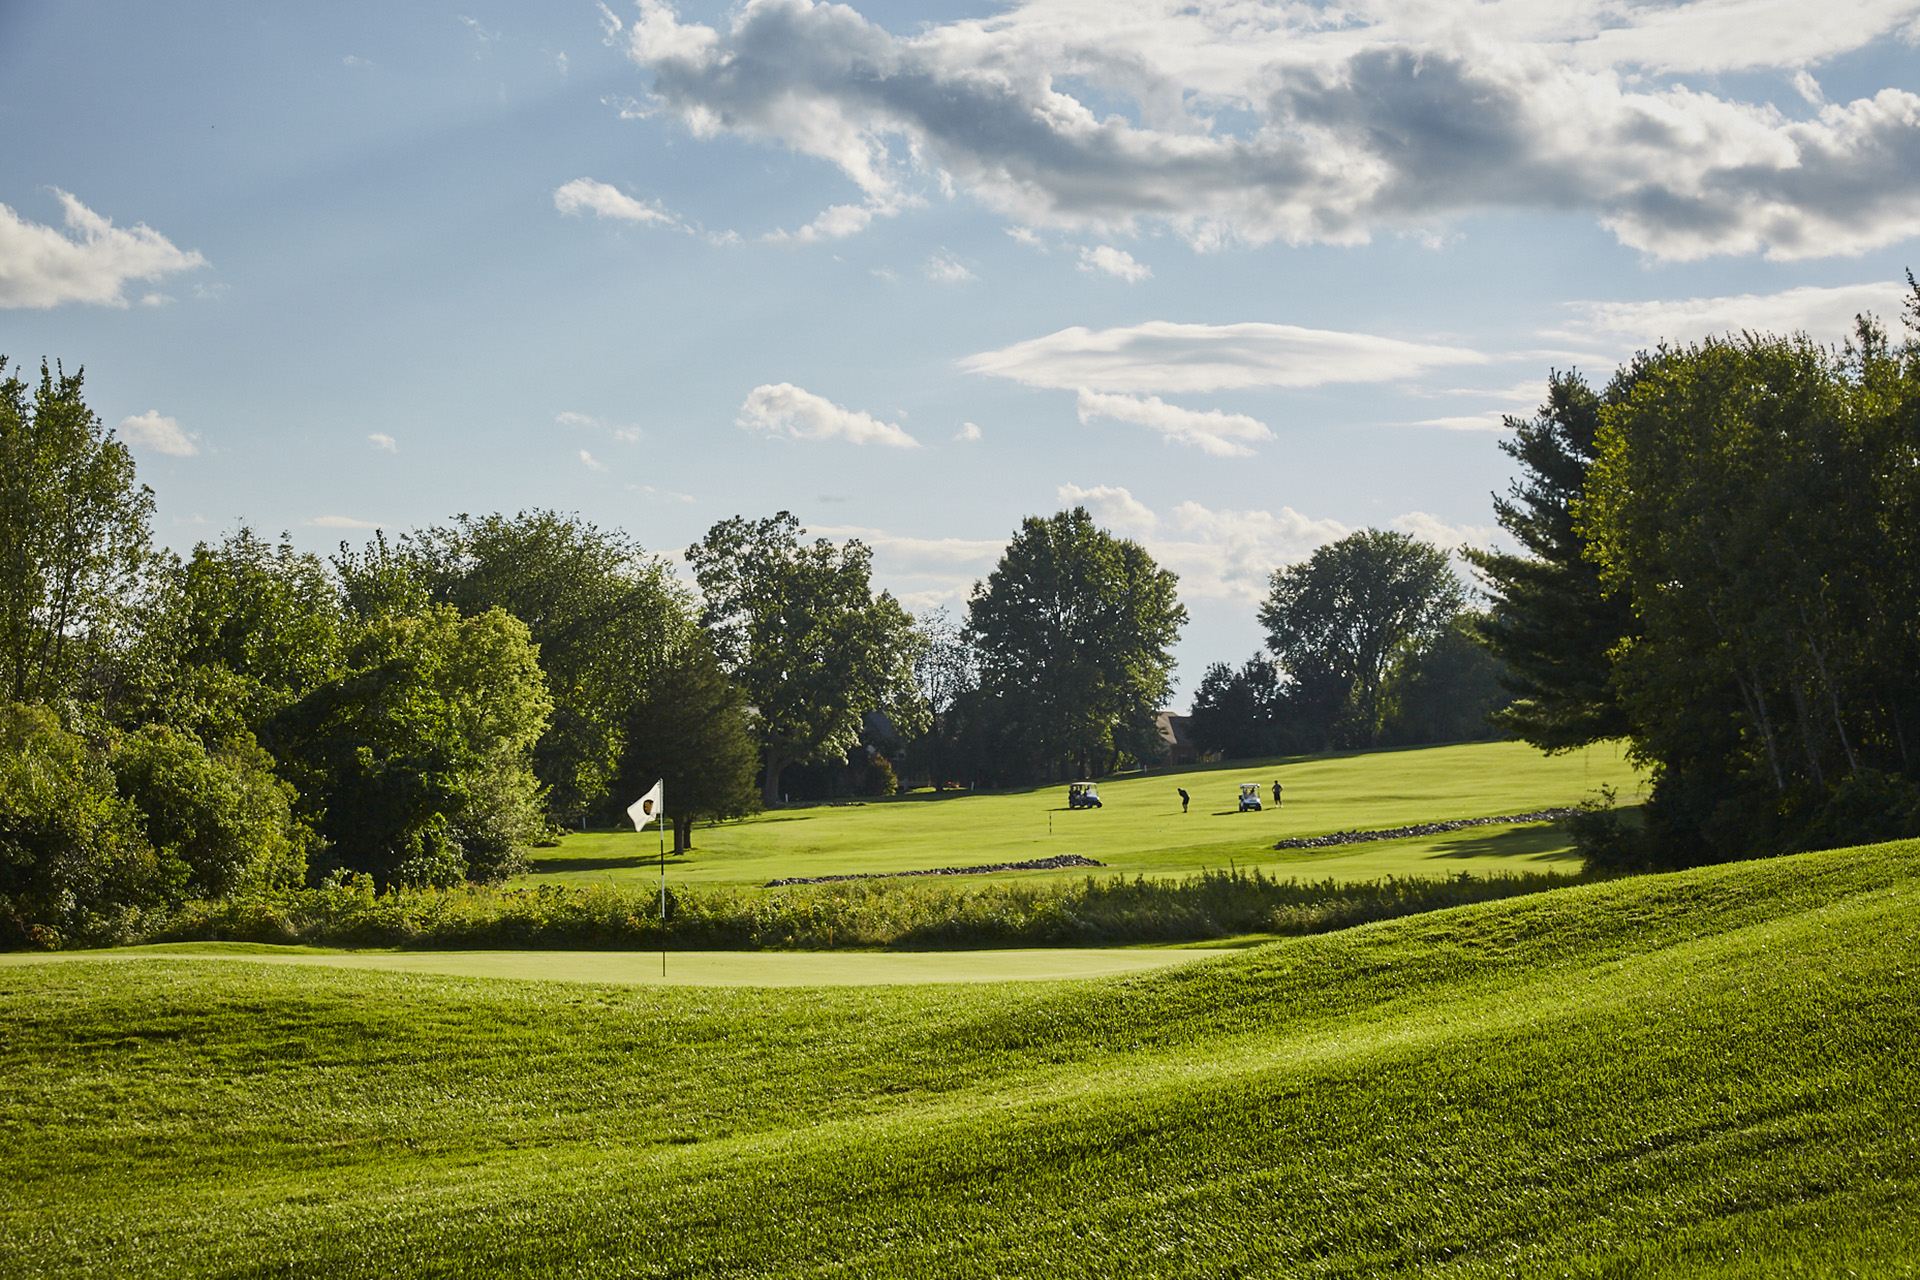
[3, 0, 1918, 704]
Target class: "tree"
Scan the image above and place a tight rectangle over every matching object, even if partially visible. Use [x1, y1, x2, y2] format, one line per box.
[902, 607, 976, 789]
[1463, 372, 1638, 751]
[267, 605, 552, 887]
[391, 512, 694, 823]
[126, 528, 343, 745]
[1382, 613, 1512, 745]
[0, 703, 160, 948]
[1259, 529, 1463, 749]
[967, 507, 1186, 779]
[1578, 327, 1920, 863]
[610, 632, 760, 852]
[1187, 654, 1285, 761]
[688, 513, 919, 806]
[0, 359, 154, 705]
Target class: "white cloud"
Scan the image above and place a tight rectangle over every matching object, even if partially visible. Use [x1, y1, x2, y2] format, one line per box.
[1075, 389, 1273, 456]
[1058, 484, 1351, 603]
[0, 190, 206, 309]
[1078, 246, 1150, 283]
[1388, 511, 1507, 555]
[619, 0, 1920, 261]
[1559, 281, 1913, 349]
[963, 321, 1487, 394]
[765, 202, 883, 244]
[368, 433, 398, 452]
[119, 410, 198, 457]
[306, 515, 383, 529]
[580, 449, 607, 471]
[925, 252, 975, 282]
[811, 522, 1007, 612]
[553, 178, 678, 226]
[737, 383, 919, 447]
[955, 421, 983, 441]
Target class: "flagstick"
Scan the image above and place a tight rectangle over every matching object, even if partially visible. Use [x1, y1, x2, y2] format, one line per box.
[659, 815, 667, 980]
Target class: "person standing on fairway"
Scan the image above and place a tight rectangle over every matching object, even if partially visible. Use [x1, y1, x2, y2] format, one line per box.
[1271, 780, 1283, 807]
[1178, 788, 1190, 813]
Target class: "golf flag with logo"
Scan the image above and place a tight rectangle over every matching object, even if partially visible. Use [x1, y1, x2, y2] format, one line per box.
[627, 780, 664, 832]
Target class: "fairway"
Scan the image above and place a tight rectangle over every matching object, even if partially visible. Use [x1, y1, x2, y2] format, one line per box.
[0, 942, 1223, 986]
[4, 839, 1913, 1278]
[527, 739, 1641, 889]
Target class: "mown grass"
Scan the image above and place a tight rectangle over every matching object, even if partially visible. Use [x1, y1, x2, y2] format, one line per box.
[531, 739, 1642, 889]
[138, 865, 1581, 951]
[3, 839, 1914, 1277]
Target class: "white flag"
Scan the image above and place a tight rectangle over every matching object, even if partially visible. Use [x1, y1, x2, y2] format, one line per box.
[626, 780, 664, 832]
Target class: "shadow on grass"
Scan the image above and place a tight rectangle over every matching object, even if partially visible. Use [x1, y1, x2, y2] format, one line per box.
[1426, 826, 1577, 862]
[529, 854, 698, 874]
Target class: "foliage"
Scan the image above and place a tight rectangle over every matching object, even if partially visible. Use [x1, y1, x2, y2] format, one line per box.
[1381, 612, 1512, 745]
[0, 358, 153, 705]
[860, 753, 897, 797]
[1464, 371, 1638, 751]
[1579, 324, 1920, 864]
[1259, 528, 1464, 749]
[394, 512, 694, 823]
[9, 842, 1916, 1277]
[108, 725, 307, 897]
[608, 630, 760, 851]
[0, 703, 166, 948]
[150, 863, 1575, 951]
[688, 512, 920, 806]
[1186, 653, 1288, 760]
[966, 507, 1186, 779]
[902, 606, 976, 789]
[125, 527, 343, 743]
[267, 605, 552, 887]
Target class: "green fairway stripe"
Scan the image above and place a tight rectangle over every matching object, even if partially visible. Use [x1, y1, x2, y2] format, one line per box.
[0, 944, 1226, 986]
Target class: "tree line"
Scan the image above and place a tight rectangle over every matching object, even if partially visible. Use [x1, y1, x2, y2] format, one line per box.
[1473, 282, 1920, 868]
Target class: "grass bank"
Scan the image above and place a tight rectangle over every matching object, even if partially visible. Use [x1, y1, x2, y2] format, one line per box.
[139, 865, 1579, 950]
[2, 839, 1914, 1277]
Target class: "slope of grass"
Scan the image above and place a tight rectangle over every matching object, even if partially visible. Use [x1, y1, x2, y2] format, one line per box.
[529, 739, 1641, 890]
[3, 839, 1913, 1278]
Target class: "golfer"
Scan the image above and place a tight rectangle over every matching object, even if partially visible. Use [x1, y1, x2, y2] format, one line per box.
[1178, 788, 1190, 813]
[1271, 780, 1283, 807]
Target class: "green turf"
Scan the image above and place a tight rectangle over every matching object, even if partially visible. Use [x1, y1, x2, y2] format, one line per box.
[527, 739, 1642, 890]
[3, 839, 1913, 1277]
[0, 942, 1224, 985]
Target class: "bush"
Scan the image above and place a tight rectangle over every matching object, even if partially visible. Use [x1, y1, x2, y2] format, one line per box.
[861, 755, 898, 797]
[1567, 785, 1650, 873]
[0, 704, 169, 948]
[109, 725, 307, 897]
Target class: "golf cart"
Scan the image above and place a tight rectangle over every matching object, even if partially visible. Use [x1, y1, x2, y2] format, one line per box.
[1067, 782, 1103, 809]
[1238, 783, 1264, 812]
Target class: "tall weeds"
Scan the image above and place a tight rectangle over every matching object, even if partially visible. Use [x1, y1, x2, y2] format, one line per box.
[147, 867, 1581, 951]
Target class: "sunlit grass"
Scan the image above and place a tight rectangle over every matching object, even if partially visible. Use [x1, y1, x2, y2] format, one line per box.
[4, 838, 1912, 1277]
[527, 739, 1644, 890]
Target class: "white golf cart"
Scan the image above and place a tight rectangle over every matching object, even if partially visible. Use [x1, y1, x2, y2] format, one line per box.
[1238, 783, 1264, 812]
[1067, 782, 1103, 809]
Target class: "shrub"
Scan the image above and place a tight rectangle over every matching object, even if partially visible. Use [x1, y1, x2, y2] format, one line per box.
[109, 725, 307, 897]
[0, 703, 169, 948]
[861, 755, 898, 797]
[1567, 785, 1649, 873]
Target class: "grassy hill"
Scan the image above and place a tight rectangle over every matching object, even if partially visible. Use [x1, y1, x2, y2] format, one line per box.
[528, 739, 1644, 890]
[4, 839, 1914, 1277]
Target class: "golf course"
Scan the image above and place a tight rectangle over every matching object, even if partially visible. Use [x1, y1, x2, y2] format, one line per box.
[525, 739, 1643, 890]
[4, 834, 1915, 1277]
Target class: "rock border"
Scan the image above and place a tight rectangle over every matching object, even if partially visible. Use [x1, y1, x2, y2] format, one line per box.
[1272, 808, 1580, 851]
[766, 853, 1106, 887]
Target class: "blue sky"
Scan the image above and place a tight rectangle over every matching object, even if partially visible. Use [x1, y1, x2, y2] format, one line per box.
[4, 0, 1918, 701]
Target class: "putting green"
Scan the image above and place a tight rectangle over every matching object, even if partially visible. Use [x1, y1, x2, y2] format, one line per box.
[0, 941, 1225, 986]
[527, 739, 1642, 890]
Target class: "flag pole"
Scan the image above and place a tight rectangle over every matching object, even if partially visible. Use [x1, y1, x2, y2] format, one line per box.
[659, 794, 667, 979]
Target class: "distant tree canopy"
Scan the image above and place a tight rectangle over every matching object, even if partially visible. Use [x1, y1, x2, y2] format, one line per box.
[967, 507, 1186, 780]
[688, 512, 920, 807]
[1259, 529, 1464, 750]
